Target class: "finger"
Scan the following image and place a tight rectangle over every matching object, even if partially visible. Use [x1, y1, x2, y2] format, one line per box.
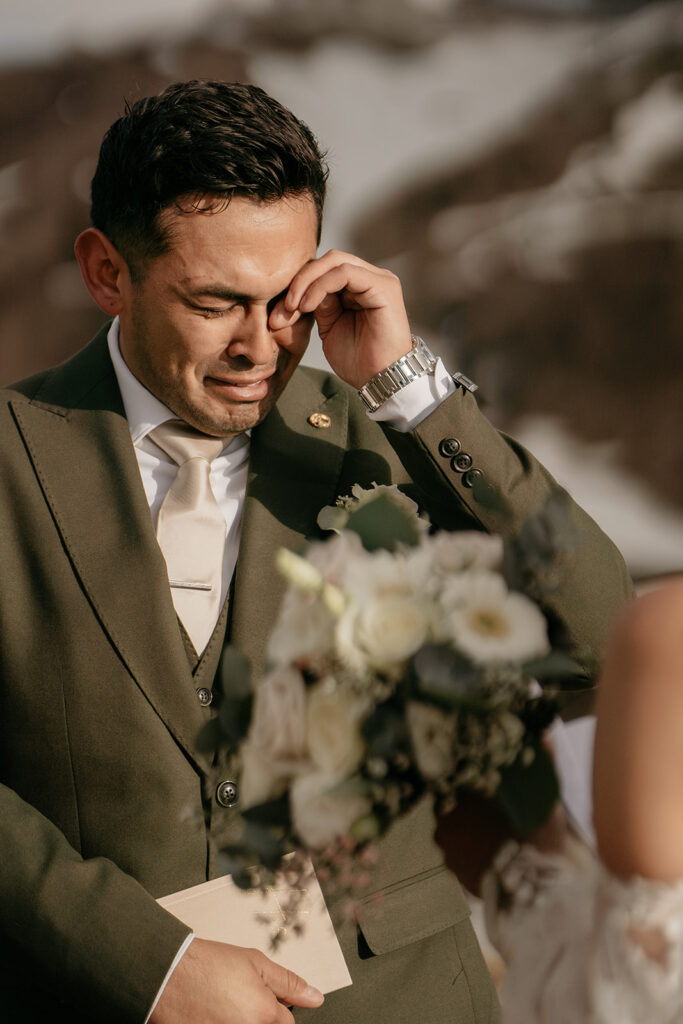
[274, 1002, 296, 1024]
[259, 957, 324, 1009]
[299, 264, 390, 319]
[270, 262, 371, 331]
[268, 301, 304, 332]
[284, 249, 381, 312]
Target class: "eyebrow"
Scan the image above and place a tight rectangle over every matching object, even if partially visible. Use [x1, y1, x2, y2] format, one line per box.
[182, 284, 252, 303]
[179, 258, 318, 304]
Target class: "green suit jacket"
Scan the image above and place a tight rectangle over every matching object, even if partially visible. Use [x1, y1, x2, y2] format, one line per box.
[0, 327, 631, 1022]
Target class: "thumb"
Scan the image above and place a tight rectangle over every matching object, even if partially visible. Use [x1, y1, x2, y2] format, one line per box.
[260, 958, 324, 1009]
[268, 300, 301, 331]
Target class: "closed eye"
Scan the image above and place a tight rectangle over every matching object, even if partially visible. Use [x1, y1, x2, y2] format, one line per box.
[193, 303, 241, 318]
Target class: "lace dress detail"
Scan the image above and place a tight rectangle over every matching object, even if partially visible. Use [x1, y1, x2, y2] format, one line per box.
[483, 841, 683, 1023]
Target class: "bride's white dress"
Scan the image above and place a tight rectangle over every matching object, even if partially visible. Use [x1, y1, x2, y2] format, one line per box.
[483, 840, 683, 1023]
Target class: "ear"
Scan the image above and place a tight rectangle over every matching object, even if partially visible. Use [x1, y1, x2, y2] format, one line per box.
[74, 228, 130, 315]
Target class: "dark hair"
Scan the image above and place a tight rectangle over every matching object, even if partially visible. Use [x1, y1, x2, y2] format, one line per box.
[90, 80, 328, 274]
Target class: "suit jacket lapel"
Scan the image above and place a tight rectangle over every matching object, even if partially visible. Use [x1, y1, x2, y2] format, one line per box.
[230, 369, 350, 677]
[9, 330, 212, 772]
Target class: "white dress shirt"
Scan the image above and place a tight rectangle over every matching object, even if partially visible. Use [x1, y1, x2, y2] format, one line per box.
[106, 316, 455, 1019]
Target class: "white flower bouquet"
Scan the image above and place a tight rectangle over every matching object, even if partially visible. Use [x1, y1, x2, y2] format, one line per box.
[205, 485, 582, 937]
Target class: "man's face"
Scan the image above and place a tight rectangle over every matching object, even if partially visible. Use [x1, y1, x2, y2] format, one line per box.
[116, 193, 319, 437]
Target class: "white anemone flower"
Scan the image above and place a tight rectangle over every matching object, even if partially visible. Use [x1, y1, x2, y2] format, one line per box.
[428, 531, 504, 575]
[442, 571, 550, 665]
[341, 544, 432, 608]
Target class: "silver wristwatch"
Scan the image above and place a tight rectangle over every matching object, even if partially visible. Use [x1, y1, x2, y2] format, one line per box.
[358, 336, 438, 413]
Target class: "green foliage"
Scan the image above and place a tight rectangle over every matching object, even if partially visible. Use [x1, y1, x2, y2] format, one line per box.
[496, 742, 560, 838]
[411, 643, 482, 706]
[345, 493, 420, 551]
[208, 646, 254, 746]
[522, 651, 585, 685]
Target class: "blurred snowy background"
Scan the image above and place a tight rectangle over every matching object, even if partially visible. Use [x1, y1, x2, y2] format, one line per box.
[2, 0, 682, 581]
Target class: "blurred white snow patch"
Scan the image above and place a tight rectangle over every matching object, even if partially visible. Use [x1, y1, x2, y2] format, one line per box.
[250, 23, 595, 253]
[0, 0, 232, 64]
[512, 415, 683, 580]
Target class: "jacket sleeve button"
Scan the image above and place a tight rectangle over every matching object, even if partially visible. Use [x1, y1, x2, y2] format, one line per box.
[462, 468, 484, 489]
[451, 452, 473, 472]
[438, 438, 461, 458]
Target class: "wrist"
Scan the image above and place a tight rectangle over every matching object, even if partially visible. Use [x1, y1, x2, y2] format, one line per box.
[358, 337, 437, 413]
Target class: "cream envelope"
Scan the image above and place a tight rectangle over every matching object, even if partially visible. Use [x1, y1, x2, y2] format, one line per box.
[158, 857, 352, 995]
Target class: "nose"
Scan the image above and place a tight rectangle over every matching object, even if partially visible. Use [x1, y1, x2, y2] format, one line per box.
[226, 307, 279, 366]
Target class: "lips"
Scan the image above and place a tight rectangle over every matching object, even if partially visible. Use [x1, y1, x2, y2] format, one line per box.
[205, 374, 272, 401]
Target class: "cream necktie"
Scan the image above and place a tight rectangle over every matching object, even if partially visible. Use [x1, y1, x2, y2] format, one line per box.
[150, 420, 228, 654]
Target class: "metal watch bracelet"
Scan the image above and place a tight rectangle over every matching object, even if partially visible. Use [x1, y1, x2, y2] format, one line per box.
[358, 336, 438, 413]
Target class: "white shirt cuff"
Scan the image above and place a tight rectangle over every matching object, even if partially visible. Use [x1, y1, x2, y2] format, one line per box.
[144, 933, 195, 1023]
[366, 358, 456, 433]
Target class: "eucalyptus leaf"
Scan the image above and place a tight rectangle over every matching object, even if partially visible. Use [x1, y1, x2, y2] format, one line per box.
[195, 717, 226, 754]
[346, 494, 420, 552]
[213, 847, 258, 889]
[328, 775, 373, 799]
[219, 645, 253, 700]
[495, 743, 560, 838]
[243, 820, 287, 868]
[217, 692, 253, 745]
[362, 698, 413, 762]
[469, 473, 507, 514]
[504, 492, 581, 596]
[412, 643, 481, 704]
[242, 793, 291, 829]
[523, 651, 585, 684]
[229, 866, 257, 891]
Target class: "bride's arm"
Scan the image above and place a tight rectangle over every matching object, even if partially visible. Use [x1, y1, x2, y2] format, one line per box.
[593, 579, 683, 881]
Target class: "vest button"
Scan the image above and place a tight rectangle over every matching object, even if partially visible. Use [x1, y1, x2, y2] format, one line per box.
[196, 687, 213, 706]
[216, 780, 239, 808]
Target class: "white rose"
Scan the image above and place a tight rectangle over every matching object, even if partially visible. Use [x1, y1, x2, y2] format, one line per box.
[290, 770, 372, 850]
[240, 741, 287, 809]
[406, 701, 455, 781]
[306, 681, 366, 778]
[249, 666, 308, 762]
[334, 605, 371, 677]
[337, 594, 433, 676]
[266, 589, 335, 666]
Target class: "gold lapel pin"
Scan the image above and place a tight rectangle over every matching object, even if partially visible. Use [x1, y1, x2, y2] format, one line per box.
[308, 412, 331, 429]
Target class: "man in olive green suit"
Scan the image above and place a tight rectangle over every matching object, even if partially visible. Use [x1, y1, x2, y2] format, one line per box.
[0, 82, 631, 1023]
